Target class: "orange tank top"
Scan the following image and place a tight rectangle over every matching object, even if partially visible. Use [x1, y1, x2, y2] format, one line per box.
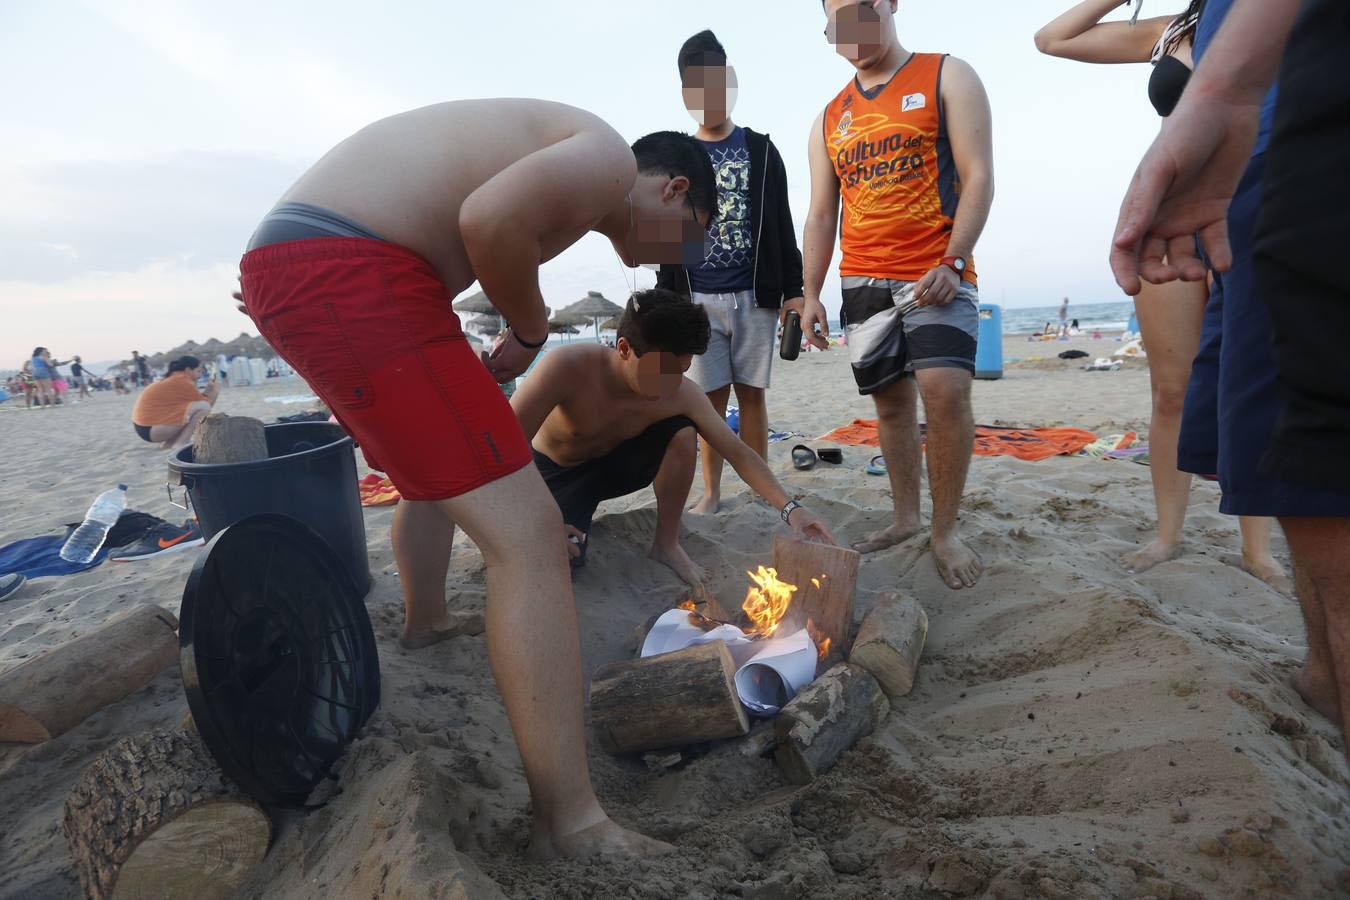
[824, 53, 976, 285]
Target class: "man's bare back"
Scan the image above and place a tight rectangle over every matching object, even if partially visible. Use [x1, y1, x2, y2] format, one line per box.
[527, 344, 698, 466]
[281, 99, 634, 294]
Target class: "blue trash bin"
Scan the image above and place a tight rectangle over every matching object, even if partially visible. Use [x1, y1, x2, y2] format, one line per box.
[975, 304, 1003, 380]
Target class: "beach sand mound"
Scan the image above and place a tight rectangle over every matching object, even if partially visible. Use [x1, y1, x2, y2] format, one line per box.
[1, 357, 1347, 899]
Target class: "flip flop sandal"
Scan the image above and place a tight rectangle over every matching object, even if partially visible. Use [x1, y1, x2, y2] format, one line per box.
[865, 455, 887, 476]
[568, 533, 588, 570]
[818, 448, 843, 464]
[791, 445, 818, 470]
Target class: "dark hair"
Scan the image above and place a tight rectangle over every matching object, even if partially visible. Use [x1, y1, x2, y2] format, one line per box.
[1164, 0, 1206, 54]
[32, 347, 45, 357]
[168, 356, 200, 373]
[678, 29, 727, 76]
[631, 131, 718, 226]
[617, 289, 711, 357]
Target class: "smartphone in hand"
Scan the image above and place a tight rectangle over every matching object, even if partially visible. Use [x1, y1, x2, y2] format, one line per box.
[780, 310, 803, 361]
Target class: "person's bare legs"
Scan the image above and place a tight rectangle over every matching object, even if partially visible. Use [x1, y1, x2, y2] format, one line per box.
[915, 366, 982, 589]
[1281, 518, 1349, 751]
[438, 465, 673, 858]
[853, 377, 923, 554]
[648, 427, 705, 586]
[734, 384, 769, 463]
[1237, 516, 1292, 594]
[154, 401, 212, 449]
[392, 499, 460, 649]
[1125, 279, 1207, 572]
[690, 385, 731, 514]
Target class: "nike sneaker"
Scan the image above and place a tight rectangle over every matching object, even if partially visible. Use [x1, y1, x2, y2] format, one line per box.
[110, 520, 205, 562]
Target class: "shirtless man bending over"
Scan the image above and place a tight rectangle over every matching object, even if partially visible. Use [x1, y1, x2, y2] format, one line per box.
[237, 99, 716, 860]
[512, 289, 836, 583]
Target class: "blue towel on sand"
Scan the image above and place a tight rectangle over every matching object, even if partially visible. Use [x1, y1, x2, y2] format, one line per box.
[0, 533, 108, 579]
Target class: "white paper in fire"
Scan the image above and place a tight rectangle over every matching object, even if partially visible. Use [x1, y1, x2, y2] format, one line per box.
[640, 609, 820, 716]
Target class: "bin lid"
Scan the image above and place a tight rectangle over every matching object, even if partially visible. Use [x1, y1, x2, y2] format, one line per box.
[179, 513, 380, 807]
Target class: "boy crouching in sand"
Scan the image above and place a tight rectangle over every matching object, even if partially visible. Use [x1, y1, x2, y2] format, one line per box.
[511, 288, 836, 585]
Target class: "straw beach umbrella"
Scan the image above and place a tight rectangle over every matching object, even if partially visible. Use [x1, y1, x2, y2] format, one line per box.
[468, 314, 502, 336]
[561, 291, 624, 342]
[548, 314, 586, 343]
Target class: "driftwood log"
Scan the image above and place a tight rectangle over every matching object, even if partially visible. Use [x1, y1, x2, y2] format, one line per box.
[64, 728, 271, 900]
[774, 662, 888, 784]
[849, 592, 929, 698]
[0, 604, 179, 743]
[193, 414, 268, 464]
[771, 535, 861, 665]
[590, 641, 749, 754]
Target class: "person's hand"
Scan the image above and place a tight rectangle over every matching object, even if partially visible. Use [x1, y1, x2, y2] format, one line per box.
[1110, 91, 1263, 295]
[232, 276, 253, 319]
[481, 329, 542, 383]
[564, 525, 586, 560]
[780, 296, 805, 326]
[787, 505, 838, 546]
[800, 297, 831, 350]
[915, 264, 961, 307]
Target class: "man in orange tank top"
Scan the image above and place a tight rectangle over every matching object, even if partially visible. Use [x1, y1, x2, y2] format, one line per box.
[804, 0, 995, 590]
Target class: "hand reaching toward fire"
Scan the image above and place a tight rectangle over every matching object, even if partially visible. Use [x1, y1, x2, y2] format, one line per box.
[786, 506, 838, 546]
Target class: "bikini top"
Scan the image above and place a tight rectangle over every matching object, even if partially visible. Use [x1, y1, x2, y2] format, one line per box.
[1148, 54, 1191, 117]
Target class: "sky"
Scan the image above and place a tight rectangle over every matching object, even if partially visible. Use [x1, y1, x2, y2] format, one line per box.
[0, 0, 1171, 367]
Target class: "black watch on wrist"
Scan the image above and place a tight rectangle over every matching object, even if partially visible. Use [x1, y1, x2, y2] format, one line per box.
[511, 329, 547, 350]
[781, 499, 803, 525]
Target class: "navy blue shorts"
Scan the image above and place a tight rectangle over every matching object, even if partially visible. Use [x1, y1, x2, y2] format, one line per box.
[1177, 153, 1350, 517]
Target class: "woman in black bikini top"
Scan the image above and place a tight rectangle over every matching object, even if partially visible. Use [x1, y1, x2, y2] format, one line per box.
[1032, 1, 1279, 578]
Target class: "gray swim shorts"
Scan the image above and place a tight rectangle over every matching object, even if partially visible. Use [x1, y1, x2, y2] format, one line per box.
[687, 289, 779, 392]
[842, 276, 979, 395]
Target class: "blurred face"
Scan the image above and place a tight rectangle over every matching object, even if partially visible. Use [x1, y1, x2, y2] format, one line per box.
[824, 0, 895, 65]
[616, 337, 691, 400]
[611, 175, 710, 267]
[682, 64, 738, 128]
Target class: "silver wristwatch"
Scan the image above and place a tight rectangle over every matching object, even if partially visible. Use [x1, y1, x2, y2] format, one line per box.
[781, 499, 803, 524]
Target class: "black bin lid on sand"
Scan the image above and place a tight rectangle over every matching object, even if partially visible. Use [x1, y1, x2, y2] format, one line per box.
[180, 514, 380, 807]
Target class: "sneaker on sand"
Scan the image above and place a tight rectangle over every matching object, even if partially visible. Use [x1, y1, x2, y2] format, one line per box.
[0, 573, 25, 602]
[110, 521, 205, 562]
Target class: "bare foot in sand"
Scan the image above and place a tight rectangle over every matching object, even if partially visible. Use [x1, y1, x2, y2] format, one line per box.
[1293, 664, 1343, 728]
[688, 493, 720, 515]
[529, 818, 675, 861]
[933, 534, 982, 589]
[851, 522, 921, 555]
[1123, 539, 1180, 574]
[649, 541, 706, 587]
[399, 609, 484, 650]
[1241, 550, 1293, 596]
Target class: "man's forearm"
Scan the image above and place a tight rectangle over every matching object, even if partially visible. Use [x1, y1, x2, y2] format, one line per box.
[802, 215, 837, 303]
[462, 226, 551, 340]
[944, 172, 994, 262]
[1191, 0, 1302, 101]
[728, 446, 790, 510]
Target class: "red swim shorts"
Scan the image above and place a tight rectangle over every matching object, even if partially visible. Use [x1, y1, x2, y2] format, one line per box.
[239, 238, 532, 501]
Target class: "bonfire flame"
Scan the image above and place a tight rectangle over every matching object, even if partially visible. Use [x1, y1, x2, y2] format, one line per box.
[806, 617, 832, 663]
[741, 566, 798, 638]
[677, 597, 697, 612]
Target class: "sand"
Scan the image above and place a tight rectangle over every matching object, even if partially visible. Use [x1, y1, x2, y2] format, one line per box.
[1, 338, 1347, 899]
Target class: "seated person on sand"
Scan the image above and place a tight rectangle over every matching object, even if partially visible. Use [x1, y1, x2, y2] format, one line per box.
[510, 289, 836, 585]
[131, 355, 219, 449]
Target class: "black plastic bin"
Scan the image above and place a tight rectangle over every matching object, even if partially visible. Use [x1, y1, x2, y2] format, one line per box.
[168, 422, 372, 596]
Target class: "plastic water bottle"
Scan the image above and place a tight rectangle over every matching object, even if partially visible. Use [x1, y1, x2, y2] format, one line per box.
[59, 484, 127, 564]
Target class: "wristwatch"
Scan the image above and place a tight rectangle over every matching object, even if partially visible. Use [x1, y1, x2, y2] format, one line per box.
[781, 499, 803, 525]
[940, 256, 967, 277]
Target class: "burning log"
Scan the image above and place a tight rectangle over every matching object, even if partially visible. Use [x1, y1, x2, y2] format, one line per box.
[64, 728, 271, 900]
[0, 604, 179, 743]
[589, 641, 749, 754]
[773, 663, 888, 784]
[849, 592, 929, 699]
[770, 536, 861, 665]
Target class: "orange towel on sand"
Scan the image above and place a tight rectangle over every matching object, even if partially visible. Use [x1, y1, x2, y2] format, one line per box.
[359, 474, 401, 506]
[818, 420, 1099, 462]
